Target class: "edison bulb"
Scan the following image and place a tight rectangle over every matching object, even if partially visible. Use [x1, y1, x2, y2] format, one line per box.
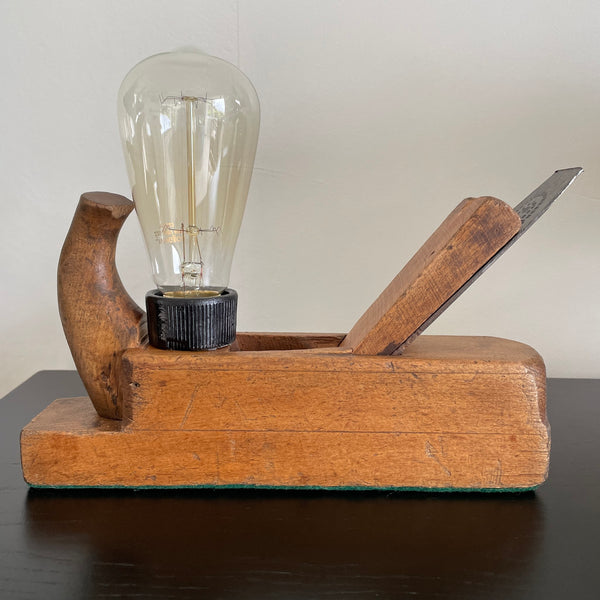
[118, 49, 260, 349]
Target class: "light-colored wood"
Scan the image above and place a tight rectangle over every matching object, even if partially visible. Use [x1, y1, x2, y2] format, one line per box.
[20, 399, 548, 489]
[128, 333, 544, 376]
[21, 336, 549, 490]
[58, 192, 147, 419]
[340, 196, 522, 355]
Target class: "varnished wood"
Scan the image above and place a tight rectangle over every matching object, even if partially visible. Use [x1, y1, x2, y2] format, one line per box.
[232, 332, 345, 351]
[341, 196, 521, 355]
[122, 334, 542, 376]
[57, 192, 147, 419]
[21, 336, 549, 490]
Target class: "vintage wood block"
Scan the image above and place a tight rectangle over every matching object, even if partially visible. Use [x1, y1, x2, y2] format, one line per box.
[21, 335, 549, 491]
[340, 196, 521, 355]
[58, 192, 147, 420]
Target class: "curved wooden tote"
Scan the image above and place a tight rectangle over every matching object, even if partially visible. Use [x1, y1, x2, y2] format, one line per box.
[58, 192, 147, 419]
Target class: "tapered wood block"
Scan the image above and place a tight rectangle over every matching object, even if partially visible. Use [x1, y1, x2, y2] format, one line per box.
[340, 196, 521, 355]
[21, 335, 549, 491]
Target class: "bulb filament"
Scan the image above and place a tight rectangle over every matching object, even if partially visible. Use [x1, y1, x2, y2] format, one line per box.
[159, 93, 221, 293]
[185, 96, 197, 232]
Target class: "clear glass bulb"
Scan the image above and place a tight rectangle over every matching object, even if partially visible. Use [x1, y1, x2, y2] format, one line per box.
[117, 49, 260, 297]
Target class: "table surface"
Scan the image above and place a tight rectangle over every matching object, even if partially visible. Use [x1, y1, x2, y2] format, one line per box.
[1, 372, 598, 599]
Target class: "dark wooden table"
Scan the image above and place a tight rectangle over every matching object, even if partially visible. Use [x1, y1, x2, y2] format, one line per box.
[1, 372, 598, 599]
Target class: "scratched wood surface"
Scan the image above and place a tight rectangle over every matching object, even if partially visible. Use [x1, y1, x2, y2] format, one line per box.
[21, 336, 549, 490]
[121, 336, 546, 434]
[58, 192, 146, 419]
[340, 196, 521, 355]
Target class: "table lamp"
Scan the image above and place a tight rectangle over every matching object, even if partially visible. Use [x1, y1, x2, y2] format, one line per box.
[19, 50, 582, 491]
[118, 49, 259, 350]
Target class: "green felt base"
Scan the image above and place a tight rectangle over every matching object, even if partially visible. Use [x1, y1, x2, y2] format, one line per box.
[28, 482, 539, 493]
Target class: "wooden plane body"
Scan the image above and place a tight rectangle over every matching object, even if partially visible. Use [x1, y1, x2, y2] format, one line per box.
[20, 191, 551, 490]
[22, 333, 548, 490]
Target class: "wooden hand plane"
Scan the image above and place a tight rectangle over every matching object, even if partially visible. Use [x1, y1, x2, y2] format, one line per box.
[20, 169, 581, 490]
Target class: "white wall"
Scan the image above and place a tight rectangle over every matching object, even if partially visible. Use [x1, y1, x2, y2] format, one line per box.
[1, 0, 599, 396]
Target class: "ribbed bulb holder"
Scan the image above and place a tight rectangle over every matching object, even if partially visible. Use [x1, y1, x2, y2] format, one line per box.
[145, 289, 237, 351]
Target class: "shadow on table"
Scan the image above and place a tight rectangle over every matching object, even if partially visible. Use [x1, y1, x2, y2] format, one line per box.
[25, 488, 545, 598]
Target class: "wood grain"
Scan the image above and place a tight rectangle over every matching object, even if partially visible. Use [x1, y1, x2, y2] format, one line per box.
[21, 401, 548, 489]
[122, 334, 543, 376]
[57, 192, 147, 419]
[232, 332, 345, 351]
[21, 336, 549, 490]
[340, 196, 522, 355]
